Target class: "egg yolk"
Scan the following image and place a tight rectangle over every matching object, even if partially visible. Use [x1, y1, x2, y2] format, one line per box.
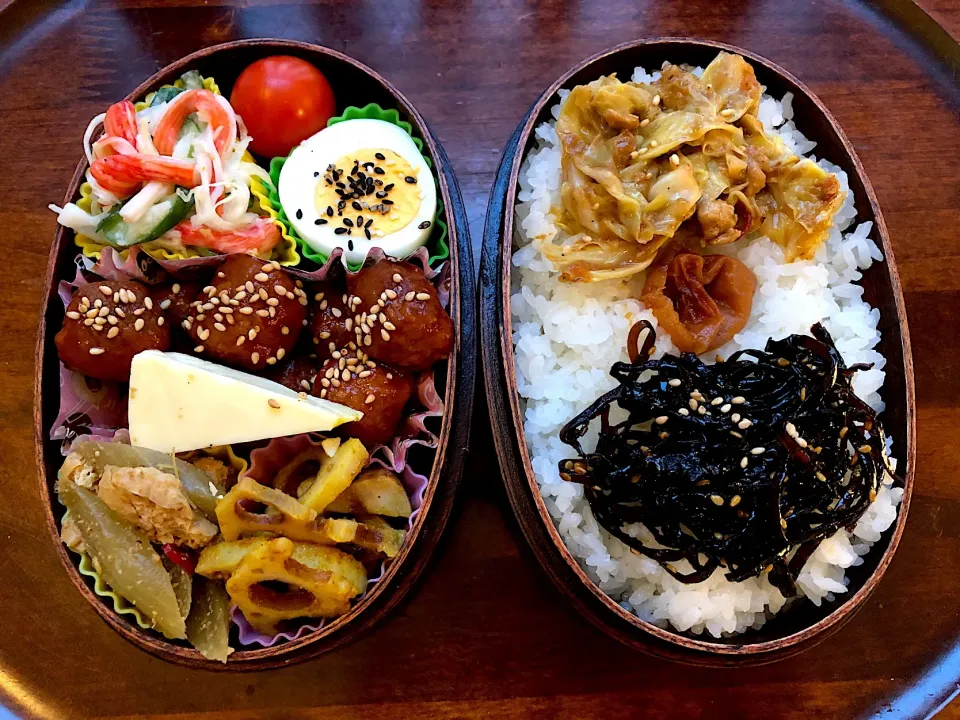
[314, 149, 423, 239]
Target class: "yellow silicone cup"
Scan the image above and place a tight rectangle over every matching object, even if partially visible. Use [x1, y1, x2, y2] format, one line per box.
[73, 75, 298, 266]
[65, 445, 248, 632]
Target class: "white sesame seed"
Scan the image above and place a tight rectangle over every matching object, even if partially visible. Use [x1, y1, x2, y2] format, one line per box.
[331, 307, 342, 318]
[669, 153, 680, 167]
[738, 419, 752, 429]
[266, 298, 280, 307]
[677, 408, 689, 416]
[144, 297, 153, 310]
[731, 413, 741, 423]
[415, 292, 430, 301]
[393, 273, 402, 283]
[88, 347, 105, 355]
[106, 327, 119, 339]
[381, 329, 391, 341]
[655, 415, 668, 425]
[172, 283, 181, 293]
[711, 397, 723, 406]
[640, 118, 650, 127]
[405, 291, 415, 301]
[277, 348, 286, 360]
[157, 317, 165, 326]
[653, 94, 660, 105]
[98, 285, 112, 295]
[267, 398, 280, 409]
[254, 273, 269, 282]
[697, 406, 706, 415]
[385, 289, 397, 300]
[239, 307, 254, 315]
[214, 322, 226, 332]
[301, 380, 311, 390]
[134, 318, 145, 331]
[251, 352, 260, 364]
[256, 309, 269, 317]
[740, 457, 748, 469]
[797, 437, 808, 448]
[66, 311, 80, 320]
[236, 336, 245, 346]
[720, 403, 731, 413]
[689, 398, 698, 410]
[667, 378, 681, 387]
[364, 394, 375, 404]
[732, 396, 745, 404]
[197, 327, 209, 340]
[194, 345, 205, 353]
[751, 447, 765, 455]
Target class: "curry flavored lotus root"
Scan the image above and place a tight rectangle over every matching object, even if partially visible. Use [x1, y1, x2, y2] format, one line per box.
[641, 242, 757, 355]
[226, 538, 367, 635]
[216, 477, 406, 557]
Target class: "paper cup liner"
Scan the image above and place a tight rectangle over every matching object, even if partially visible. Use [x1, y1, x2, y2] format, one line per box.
[71, 74, 299, 267]
[50, 246, 449, 444]
[61, 429, 248, 632]
[260, 102, 450, 271]
[232, 362, 443, 648]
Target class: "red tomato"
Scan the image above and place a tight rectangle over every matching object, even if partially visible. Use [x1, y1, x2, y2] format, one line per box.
[230, 56, 336, 159]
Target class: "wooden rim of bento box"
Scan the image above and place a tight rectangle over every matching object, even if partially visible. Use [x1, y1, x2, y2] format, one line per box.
[34, 38, 476, 671]
[480, 37, 915, 665]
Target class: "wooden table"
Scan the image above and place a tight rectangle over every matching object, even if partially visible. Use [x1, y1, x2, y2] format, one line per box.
[1, 1, 958, 717]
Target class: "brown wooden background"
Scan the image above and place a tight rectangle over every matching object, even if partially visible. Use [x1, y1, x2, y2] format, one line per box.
[1, 1, 958, 718]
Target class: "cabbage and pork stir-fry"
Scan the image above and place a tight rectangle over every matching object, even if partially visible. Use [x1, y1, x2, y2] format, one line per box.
[546, 52, 845, 285]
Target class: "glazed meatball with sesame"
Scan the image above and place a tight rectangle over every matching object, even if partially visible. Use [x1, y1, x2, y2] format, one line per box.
[266, 355, 319, 394]
[150, 281, 200, 326]
[183, 255, 308, 372]
[346, 260, 453, 371]
[308, 278, 354, 360]
[55, 280, 170, 382]
[312, 343, 414, 447]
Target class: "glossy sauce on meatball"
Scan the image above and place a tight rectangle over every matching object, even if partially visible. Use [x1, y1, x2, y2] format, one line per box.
[346, 260, 453, 371]
[55, 280, 170, 382]
[312, 343, 414, 447]
[265, 355, 319, 394]
[183, 256, 307, 372]
[308, 278, 354, 361]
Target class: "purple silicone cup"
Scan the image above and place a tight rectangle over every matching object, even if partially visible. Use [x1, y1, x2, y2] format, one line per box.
[233, 415, 440, 647]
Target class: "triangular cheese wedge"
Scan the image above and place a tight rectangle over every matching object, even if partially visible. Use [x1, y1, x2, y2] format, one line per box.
[128, 351, 363, 453]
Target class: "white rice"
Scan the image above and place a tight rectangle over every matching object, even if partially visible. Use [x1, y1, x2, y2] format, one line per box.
[511, 68, 904, 638]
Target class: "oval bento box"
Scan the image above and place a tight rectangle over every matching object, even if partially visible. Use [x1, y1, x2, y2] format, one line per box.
[34, 39, 475, 670]
[480, 38, 915, 664]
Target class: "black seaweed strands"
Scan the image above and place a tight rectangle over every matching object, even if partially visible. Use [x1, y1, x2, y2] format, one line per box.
[558, 321, 899, 598]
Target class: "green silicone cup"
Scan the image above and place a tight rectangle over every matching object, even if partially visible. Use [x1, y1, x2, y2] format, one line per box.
[266, 103, 450, 271]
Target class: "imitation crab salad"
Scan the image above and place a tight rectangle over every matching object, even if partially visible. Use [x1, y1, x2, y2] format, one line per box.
[48, 56, 452, 661]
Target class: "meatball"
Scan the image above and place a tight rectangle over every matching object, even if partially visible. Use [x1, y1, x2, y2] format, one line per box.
[55, 280, 170, 382]
[183, 256, 307, 372]
[346, 260, 453, 371]
[308, 278, 354, 360]
[266, 355, 318, 394]
[312, 343, 414, 447]
[151, 281, 200, 326]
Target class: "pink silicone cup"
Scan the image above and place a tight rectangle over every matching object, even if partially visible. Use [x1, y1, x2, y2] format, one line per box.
[230, 362, 444, 647]
[50, 246, 450, 445]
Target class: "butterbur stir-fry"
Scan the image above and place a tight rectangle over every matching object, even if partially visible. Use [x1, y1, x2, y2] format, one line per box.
[48, 55, 455, 660]
[558, 322, 898, 598]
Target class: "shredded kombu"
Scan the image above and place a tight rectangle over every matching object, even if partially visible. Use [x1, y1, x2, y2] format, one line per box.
[559, 321, 898, 597]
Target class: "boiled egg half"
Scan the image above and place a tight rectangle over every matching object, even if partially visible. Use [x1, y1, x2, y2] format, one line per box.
[278, 118, 437, 265]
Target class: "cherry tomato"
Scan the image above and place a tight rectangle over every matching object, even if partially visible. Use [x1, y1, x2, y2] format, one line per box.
[230, 56, 336, 159]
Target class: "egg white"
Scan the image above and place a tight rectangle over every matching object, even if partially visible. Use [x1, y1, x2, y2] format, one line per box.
[278, 119, 437, 266]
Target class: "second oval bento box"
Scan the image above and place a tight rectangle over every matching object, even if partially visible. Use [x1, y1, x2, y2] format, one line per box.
[481, 38, 915, 665]
[35, 39, 475, 670]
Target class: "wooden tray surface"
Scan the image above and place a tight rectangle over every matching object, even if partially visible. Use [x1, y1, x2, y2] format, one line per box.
[0, 0, 958, 717]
